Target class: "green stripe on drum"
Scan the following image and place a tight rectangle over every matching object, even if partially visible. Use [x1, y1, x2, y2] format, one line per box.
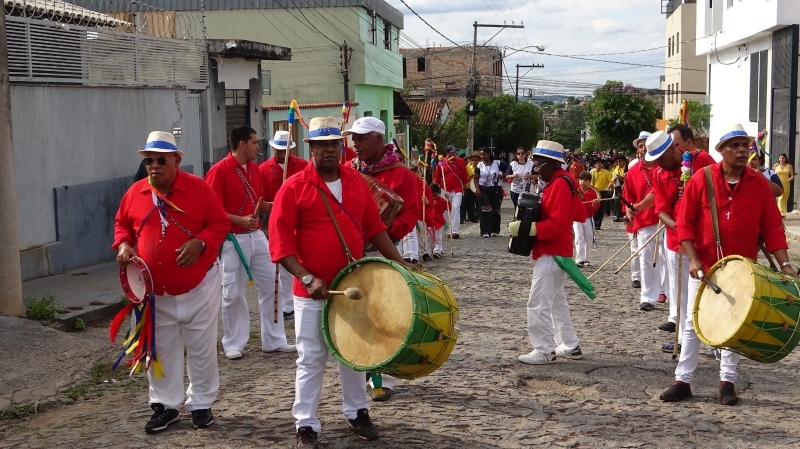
[758, 295, 800, 326]
[731, 338, 794, 363]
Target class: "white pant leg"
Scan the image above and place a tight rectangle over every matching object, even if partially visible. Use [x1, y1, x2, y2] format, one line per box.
[720, 351, 742, 383]
[551, 269, 580, 351]
[526, 256, 565, 354]
[279, 265, 294, 314]
[219, 236, 251, 353]
[666, 250, 689, 336]
[149, 266, 221, 410]
[401, 228, 419, 260]
[629, 232, 641, 282]
[573, 222, 585, 262]
[636, 225, 659, 304]
[248, 231, 288, 351]
[658, 234, 669, 295]
[675, 278, 703, 383]
[448, 191, 463, 234]
[434, 227, 443, 254]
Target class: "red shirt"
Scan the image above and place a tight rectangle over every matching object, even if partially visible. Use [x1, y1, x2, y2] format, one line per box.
[653, 151, 716, 251]
[430, 196, 449, 230]
[677, 162, 787, 272]
[569, 161, 587, 179]
[340, 145, 357, 165]
[112, 171, 230, 296]
[622, 160, 658, 231]
[205, 153, 265, 234]
[580, 187, 600, 217]
[269, 163, 387, 297]
[533, 169, 580, 260]
[259, 155, 309, 202]
[368, 166, 420, 241]
[433, 158, 469, 193]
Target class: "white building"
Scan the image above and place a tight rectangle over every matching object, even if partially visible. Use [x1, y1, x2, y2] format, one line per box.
[663, 0, 707, 121]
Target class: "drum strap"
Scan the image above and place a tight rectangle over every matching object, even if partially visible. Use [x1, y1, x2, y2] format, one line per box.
[316, 186, 357, 263]
[704, 167, 723, 260]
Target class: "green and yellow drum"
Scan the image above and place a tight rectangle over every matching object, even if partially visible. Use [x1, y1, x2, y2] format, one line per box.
[322, 258, 459, 379]
[695, 255, 800, 363]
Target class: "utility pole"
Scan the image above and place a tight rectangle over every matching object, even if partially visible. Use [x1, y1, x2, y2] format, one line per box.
[468, 21, 524, 153]
[341, 41, 350, 102]
[515, 63, 544, 102]
[0, 12, 24, 317]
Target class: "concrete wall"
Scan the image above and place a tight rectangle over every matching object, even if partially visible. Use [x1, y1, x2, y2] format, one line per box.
[697, 0, 800, 55]
[664, 2, 706, 120]
[355, 84, 395, 142]
[12, 85, 189, 280]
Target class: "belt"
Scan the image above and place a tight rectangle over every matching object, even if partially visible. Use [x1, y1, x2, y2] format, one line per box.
[234, 230, 257, 235]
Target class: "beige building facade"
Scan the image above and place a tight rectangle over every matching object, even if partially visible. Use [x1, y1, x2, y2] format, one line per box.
[663, 0, 707, 120]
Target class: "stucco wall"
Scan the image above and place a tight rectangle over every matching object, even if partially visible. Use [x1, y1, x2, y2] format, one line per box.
[664, 2, 706, 120]
[355, 84, 395, 143]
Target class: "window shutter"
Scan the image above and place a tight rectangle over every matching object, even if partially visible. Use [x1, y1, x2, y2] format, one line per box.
[749, 52, 760, 122]
[758, 50, 768, 130]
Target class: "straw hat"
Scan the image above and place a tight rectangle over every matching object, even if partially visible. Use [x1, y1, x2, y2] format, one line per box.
[715, 123, 754, 152]
[138, 131, 182, 156]
[531, 140, 565, 164]
[632, 131, 651, 148]
[303, 117, 343, 142]
[644, 131, 674, 162]
[269, 130, 297, 149]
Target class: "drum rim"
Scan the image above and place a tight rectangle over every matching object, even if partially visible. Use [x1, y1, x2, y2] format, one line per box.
[119, 256, 153, 305]
[694, 255, 750, 347]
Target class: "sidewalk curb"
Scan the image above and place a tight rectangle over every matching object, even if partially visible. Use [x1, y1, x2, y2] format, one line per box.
[55, 302, 125, 332]
[787, 228, 800, 243]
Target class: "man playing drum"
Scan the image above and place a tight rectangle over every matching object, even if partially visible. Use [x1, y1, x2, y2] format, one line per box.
[268, 117, 414, 448]
[659, 123, 795, 406]
[113, 131, 229, 433]
[206, 126, 295, 360]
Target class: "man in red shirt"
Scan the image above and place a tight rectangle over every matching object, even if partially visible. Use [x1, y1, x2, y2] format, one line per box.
[660, 123, 794, 406]
[433, 145, 469, 238]
[518, 140, 584, 365]
[648, 127, 716, 354]
[206, 126, 295, 361]
[623, 140, 669, 311]
[574, 171, 600, 266]
[259, 130, 310, 320]
[269, 117, 413, 446]
[113, 131, 229, 433]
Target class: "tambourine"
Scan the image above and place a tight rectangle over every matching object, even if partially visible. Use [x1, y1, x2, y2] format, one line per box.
[119, 256, 154, 305]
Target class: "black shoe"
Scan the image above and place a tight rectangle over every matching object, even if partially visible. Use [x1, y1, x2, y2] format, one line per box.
[595, 226, 602, 231]
[658, 322, 676, 333]
[348, 408, 379, 440]
[411, 259, 418, 265]
[283, 310, 295, 320]
[613, 218, 623, 222]
[191, 409, 214, 429]
[639, 302, 655, 311]
[660, 382, 693, 402]
[720, 382, 739, 406]
[295, 426, 319, 448]
[144, 403, 180, 434]
[632, 280, 641, 289]
[471, 219, 479, 223]
[403, 258, 411, 263]
[422, 254, 432, 262]
[372, 387, 394, 402]
[452, 233, 460, 239]
[661, 342, 681, 353]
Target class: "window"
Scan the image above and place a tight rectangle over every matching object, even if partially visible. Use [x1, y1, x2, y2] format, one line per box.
[675, 82, 679, 102]
[369, 11, 377, 45]
[668, 37, 672, 57]
[363, 111, 373, 117]
[402, 58, 407, 78]
[749, 50, 769, 125]
[727, 0, 733, 7]
[676, 32, 680, 54]
[380, 110, 388, 139]
[225, 89, 248, 106]
[261, 69, 271, 96]
[383, 20, 391, 50]
[667, 85, 671, 103]
[417, 57, 425, 72]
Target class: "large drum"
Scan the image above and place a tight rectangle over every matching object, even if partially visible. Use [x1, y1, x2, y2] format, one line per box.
[695, 255, 800, 363]
[322, 258, 458, 379]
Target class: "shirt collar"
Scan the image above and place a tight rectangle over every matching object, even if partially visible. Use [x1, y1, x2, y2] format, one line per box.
[139, 169, 187, 193]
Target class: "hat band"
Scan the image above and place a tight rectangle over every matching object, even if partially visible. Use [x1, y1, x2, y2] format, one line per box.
[637, 134, 650, 141]
[648, 135, 673, 158]
[533, 147, 564, 159]
[144, 140, 178, 151]
[271, 140, 289, 146]
[719, 130, 749, 142]
[308, 128, 342, 138]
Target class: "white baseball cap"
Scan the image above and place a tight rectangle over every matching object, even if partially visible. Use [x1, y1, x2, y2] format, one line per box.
[342, 116, 386, 136]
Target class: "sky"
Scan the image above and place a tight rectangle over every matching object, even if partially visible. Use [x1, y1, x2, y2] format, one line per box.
[386, 0, 669, 97]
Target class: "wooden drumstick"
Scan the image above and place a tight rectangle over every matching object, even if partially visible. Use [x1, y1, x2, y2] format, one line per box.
[252, 196, 263, 218]
[652, 228, 661, 268]
[698, 271, 722, 294]
[329, 287, 364, 300]
[614, 224, 666, 274]
[587, 233, 637, 280]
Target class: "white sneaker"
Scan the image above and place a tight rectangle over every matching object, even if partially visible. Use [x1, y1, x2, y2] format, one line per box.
[518, 350, 556, 365]
[264, 344, 296, 353]
[225, 350, 243, 360]
[555, 345, 584, 360]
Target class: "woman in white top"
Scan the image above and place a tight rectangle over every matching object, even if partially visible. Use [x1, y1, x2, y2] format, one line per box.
[505, 147, 536, 210]
[475, 148, 505, 238]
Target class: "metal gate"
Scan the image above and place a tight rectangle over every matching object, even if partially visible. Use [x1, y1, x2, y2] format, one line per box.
[185, 94, 204, 178]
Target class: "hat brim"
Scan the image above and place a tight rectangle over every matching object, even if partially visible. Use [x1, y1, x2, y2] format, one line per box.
[303, 135, 344, 143]
[269, 140, 297, 149]
[632, 137, 647, 148]
[532, 153, 565, 164]
[341, 127, 383, 137]
[714, 135, 755, 152]
[138, 149, 183, 156]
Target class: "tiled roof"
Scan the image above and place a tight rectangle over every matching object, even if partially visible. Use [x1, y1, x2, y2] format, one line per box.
[408, 99, 446, 126]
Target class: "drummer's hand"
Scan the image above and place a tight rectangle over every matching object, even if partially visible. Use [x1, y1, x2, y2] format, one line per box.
[781, 264, 799, 278]
[688, 256, 703, 279]
[175, 238, 203, 267]
[306, 277, 328, 300]
[116, 242, 137, 267]
[402, 261, 422, 271]
[622, 216, 632, 226]
[236, 215, 259, 230]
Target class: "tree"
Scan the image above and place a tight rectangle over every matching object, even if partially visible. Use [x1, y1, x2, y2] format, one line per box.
[584, 81, 660, 154]
[667, 101, 712, 137]
[549, 105, 585, 149]
[473, 95, 542, 153]
[577, 137, 600, 153]
[409, 107, 468, 152]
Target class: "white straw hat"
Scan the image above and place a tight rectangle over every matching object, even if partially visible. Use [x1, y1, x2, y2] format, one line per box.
[138, 131, 183, 156]
[715, 123, 754, 152]
[269, 130, 297, 150]
[632, 131, 651, 148]
[644, 131, 674, 162]
[303, 117, 344, 142]
[531, 140, 565, 164]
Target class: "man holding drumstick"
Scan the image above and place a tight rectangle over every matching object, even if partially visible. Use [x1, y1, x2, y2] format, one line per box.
[269, 117, 414, 447]
[659, 123, 795, 406]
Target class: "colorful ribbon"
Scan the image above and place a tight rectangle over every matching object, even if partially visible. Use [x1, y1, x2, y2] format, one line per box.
[110, 293, 163, 378]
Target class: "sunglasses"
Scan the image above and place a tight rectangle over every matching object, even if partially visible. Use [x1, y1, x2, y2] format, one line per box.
[144, 156, 168, 166]
[516, 152, 526, 156]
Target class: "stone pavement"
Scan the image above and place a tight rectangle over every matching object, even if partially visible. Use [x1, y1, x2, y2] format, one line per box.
[3, 203, 800, 448]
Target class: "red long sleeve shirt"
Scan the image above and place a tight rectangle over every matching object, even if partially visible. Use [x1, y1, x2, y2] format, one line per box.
[205, 153, 265, 234]
[259, 155, 309, 202]
[579, 186, 600, 217]
[532, 169, 580, 260]
[433, 158, 469, 193]
[677, 162, 787, 272]
[622, 160, 659, 231]
[112, 171, 230, 296]
[652, 151, 716, 251]
[268, 164, 387, 297]
[430, 197, 449, 230]
[369, 166, 420, 241]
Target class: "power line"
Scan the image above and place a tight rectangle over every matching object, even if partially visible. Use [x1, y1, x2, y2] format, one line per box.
[397, 0, 465, 48]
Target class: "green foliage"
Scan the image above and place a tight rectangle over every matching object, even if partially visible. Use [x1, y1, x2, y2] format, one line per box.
[24, 295, 60, 322]
[89, 362, 111, 384]
[473, 95, 542, 152]
[74, 318, 86, 331]
[0, 403, 37, 421]
[577, 137, 600, 153]
[410, 107, 468, 152]
[585, 81, 660, 154]
[548, 106, 586, 150]
[667, 101, 712, 137]
[567, 96, 581, 106]
[66, 384, 87, 400]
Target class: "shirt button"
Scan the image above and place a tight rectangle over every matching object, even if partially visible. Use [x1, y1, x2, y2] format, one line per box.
[159, 262, 162, 265]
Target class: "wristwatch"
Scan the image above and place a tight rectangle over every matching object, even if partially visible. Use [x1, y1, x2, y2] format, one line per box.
[780, 261, 793, 269]
[301, 274, 315, 286]
[199, 239, 206, 252]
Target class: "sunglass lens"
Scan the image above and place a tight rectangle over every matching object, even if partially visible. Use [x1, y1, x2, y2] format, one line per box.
[144, 157, 168, 166]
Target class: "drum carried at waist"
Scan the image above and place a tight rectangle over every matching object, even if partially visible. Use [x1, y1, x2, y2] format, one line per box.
[322, 257, 459, 379]
[695, 255, 800, 363]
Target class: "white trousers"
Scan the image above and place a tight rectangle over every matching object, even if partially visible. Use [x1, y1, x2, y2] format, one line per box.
[430, 226, 444, 254]
[675, 278, 741, 383]
[636, 224, 662, 304]
[526, 256, 580, 354]
[573, 219, 593, 262]
[666, 250, 689, 336]
[279, 264, 294, 314]
[658, 233, 669, 295]
[445, 190, 463, 235]
[148, 265, 221, 411]
[400, 227, 419, 260]
[220, 231, 287, 352]
[293, 297, 367, 433]
[629, 232, 641, 282]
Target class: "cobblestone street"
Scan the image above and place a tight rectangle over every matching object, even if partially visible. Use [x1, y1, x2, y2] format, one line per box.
[3, 207, 800, 448]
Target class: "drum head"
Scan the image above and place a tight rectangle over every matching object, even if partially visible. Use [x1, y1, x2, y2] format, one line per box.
[696, 257, 754, 345]
[326, 261, 413, 368]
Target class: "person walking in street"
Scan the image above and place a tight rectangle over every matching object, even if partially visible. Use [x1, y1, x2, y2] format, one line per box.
[206, 126, 296, 360]
[590, 159, 612, 230]
[569, 154, 587, 180]
[574, 171, 599, 267]
[260, 130, 309, 320]
[461, 154, 480, 223]
[773, 152, 794, 217]
[426, 183, 449, 259]
[506, 147, 535, 210]
[433, 145, 469, 239]
[268, 116, 415, 447]
[113, 131, 229, 434]
[611, 156, 627, 221]
[660, 123, 795, 406]
[475, 148, 504, 238]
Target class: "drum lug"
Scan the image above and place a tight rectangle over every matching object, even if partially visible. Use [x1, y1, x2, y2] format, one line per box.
[437, 331, 443, 342]
[783, 322, 790, 332]
[789, 296, 795, 306]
